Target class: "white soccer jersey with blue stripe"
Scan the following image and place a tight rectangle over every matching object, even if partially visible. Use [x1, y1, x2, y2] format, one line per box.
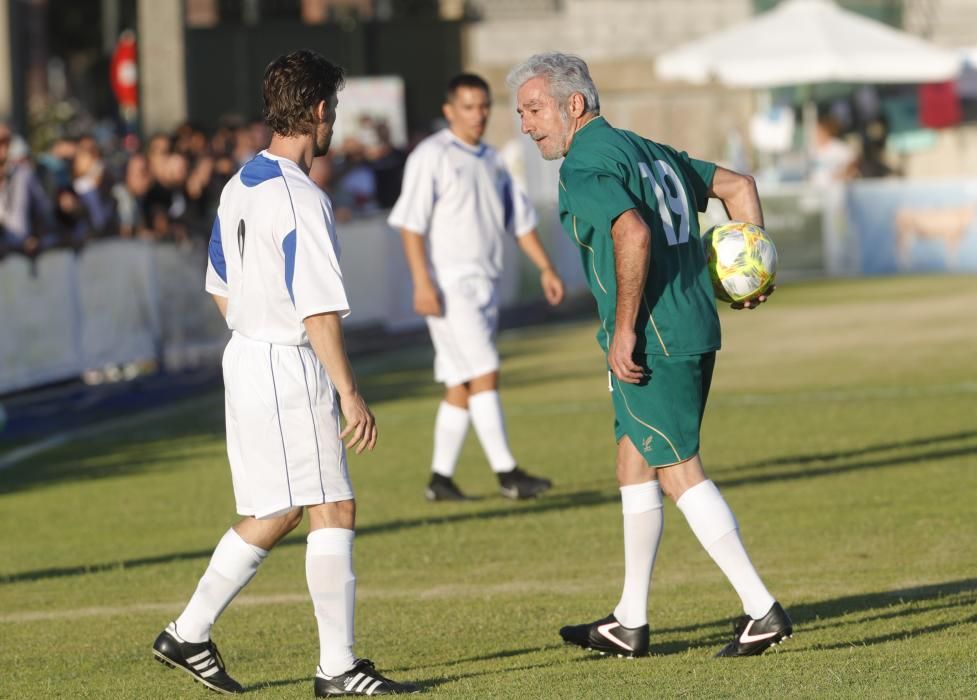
[205, 150, 350, 346]
[387, 129, 538, 285]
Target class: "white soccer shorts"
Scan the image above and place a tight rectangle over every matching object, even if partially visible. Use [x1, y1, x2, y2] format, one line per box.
[222, 332, 353, 519]
[426, 274, 500, 387]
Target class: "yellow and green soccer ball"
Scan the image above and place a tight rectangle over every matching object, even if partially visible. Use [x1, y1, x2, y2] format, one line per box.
[702, 222, 777, 303]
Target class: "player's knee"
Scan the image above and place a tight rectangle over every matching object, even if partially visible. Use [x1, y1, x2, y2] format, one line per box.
[445, 384, 469, 408]
[657, 478, 682, 503]
[281, 507, 304, 533]
[336, 499, 356, 529]
[615, 452, 648, 486]
[307, 499, 356, 530]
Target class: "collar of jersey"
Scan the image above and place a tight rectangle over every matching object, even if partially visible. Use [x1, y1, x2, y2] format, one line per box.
[571, 115, 608, 147]
[444, 129, 488, 157]
[259, 149, 300, 167]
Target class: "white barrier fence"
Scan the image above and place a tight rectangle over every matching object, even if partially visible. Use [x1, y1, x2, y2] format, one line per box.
[0, 212, 581, 395]
[6, 181, 973, 395]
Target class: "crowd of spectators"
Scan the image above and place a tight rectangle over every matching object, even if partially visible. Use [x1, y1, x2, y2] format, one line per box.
[0, 116, 407, 259]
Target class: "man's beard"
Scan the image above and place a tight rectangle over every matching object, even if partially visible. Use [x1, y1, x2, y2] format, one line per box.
[538, 132, 566, 161]
[540, 142, 564, 161]
[313, 129, 332, 157]
[538, 113, 570, 160]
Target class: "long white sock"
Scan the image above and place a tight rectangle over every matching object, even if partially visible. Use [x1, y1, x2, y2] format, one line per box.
[468, 390, 517, 473]
[613, 480, 664, 628]
[175, 528, 267, 643]
[676, 480, 776, 619]
[307, 528, 357, 677]
[431, 401, 470, 478]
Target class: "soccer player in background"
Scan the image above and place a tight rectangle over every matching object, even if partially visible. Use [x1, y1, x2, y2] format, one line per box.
[151, 50, 418, 696]
[507, 53, 792, 658]
[389, 73, 565, 502]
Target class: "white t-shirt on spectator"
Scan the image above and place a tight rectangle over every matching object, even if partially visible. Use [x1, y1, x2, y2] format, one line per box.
[205, 150, 349, 346]
[387, 128, 537, 285]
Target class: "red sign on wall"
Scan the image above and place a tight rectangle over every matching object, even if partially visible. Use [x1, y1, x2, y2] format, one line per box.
[110, 30, 138, 110]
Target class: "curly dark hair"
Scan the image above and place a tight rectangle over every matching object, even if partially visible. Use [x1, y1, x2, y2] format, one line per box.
[262, 50, 345, 137]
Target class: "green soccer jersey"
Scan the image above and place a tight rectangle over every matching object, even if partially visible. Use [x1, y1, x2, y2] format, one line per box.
[558, 116, 721, 356]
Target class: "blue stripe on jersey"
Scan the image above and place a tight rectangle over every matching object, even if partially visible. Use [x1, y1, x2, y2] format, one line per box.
[241, 154, 283, 187]
[501, 177, 514, 232]
[282, 229, 297, 305]
[449, 140, 488, 158]
[208, 214, 227, 282]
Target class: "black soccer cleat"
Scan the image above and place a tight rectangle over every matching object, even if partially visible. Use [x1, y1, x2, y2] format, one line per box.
[314, 659, 421, 696]
[152, 622, 244, 695]
[425, 473, 470, 501]
[559, 613, 649, 658]
[498, 466, 552, 499]
[715, 601, 793, 657]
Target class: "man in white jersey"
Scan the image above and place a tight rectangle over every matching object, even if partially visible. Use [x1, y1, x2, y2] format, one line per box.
[151, 51, 418, 696]
[389, 73, 565, 502]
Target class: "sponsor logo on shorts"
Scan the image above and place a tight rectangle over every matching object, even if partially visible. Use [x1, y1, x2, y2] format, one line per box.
[642, 435, 654, 453]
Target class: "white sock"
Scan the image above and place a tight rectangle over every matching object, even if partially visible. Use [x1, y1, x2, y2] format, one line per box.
[676, 480, 776, 619]
[613, 480, 664, 628]
[468, 390, 517, 473]
[431, 401, 470, 478]
[175, 528, 267, 643]
[307, 528, 357, 677]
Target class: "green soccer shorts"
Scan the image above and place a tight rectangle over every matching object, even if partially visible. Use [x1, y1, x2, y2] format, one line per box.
[610, 351, 716, 468]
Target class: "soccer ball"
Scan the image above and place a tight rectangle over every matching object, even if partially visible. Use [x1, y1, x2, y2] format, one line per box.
[702, 222, 777, 303]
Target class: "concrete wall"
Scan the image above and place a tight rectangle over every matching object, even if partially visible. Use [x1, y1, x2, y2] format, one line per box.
[904, 0, 977, 48]
[137, 0, 187, 134]
[465, 0, 756, 164]
[900, 125, 977, 179]
[0, 0, 11, 123]
[468, 0, 977, 174]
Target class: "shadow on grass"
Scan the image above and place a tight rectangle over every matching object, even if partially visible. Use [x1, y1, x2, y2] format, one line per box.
[654, 577, 977, 652]
[406, 660, 562, 689]
[728, 431, 977, 471]
[0, 489, 618, 584]
[716, 430, 977, 490]
[0, 446, 227, 495]
[344, 489, 617, 539]
[804, 609, 977, 651]
[252, 671, 453, 693]
[389, 644, 565, 674]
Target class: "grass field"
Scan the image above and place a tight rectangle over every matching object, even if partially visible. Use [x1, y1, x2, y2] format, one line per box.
[2, 275, 977, 699]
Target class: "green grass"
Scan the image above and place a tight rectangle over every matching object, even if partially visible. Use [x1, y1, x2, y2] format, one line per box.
[2, 274, 977, 698]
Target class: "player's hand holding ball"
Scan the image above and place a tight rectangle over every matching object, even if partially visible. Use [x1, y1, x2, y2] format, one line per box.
[702, 221, 778, 311]
[731, 284, 775, 309]
[338, 390, 378, 454]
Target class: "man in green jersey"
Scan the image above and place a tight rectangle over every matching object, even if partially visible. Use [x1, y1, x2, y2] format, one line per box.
[507, 53, 791, 658]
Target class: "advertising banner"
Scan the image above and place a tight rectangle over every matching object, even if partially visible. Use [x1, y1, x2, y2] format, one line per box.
[846, 180, 977, 274]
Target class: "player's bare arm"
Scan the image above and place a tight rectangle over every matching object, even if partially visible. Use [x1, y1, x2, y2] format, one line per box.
[708, 166, 763, 228]
[304, 312, 378, 454]
[399, 228, 443, 317]
[211, 293, 228, 318]
[516, 230, 565, 305]
[708, 167, 774, 310]
[609, 209, 650, 384]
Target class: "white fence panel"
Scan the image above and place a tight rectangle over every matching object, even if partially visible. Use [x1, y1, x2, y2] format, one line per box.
[77, 239, 160, 370]
[0, 251, 81, 393]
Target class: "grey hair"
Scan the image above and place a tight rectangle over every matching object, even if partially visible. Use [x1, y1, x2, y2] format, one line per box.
[506, 52, 600, 116]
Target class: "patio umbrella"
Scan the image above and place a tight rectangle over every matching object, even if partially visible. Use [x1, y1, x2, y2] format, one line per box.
[655, 0, 961, 88]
